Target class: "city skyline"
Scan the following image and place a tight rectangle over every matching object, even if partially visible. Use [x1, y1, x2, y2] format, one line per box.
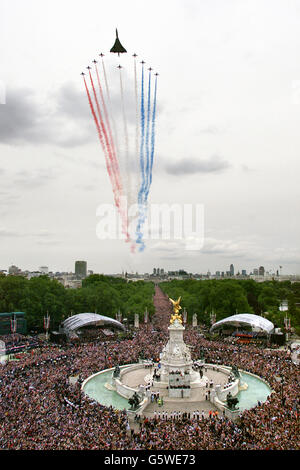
[1, 1, 300, 274]
[1, 260, 293, 278]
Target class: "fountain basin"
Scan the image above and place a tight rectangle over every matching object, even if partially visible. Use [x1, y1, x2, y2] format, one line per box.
[82, 363, 272, 414]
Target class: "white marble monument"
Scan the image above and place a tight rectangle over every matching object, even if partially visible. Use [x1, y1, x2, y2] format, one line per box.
[153, 299, 205, 396]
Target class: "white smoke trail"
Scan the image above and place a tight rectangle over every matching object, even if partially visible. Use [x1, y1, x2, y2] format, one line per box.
[101, 58, 121, 169]
[119, 67, 134, 236]
[134, 56, 139, 185]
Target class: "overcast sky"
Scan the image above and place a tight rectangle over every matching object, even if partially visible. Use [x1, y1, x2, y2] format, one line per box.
[0, 0, 300, 275]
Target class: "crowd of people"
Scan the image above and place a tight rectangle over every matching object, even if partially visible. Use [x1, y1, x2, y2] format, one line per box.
[0, 286, 299, 450]
[0, 333, 42, 355]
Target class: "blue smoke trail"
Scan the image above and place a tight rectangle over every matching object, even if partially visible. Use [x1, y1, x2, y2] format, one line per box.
[136, 63, 146, 249]
[145, 74, 157, 201]
[139, 64, 146, 198]
[144, 70, 152, 203]
[136, 72, 158, 252]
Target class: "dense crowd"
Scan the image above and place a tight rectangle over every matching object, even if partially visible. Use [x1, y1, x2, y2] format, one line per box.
[0, 333, 42, 354]
[0, 287, 299, 450]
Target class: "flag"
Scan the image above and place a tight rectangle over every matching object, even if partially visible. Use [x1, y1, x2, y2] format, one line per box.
[10, 316, 17, 333]
[43, 314, 50, 330]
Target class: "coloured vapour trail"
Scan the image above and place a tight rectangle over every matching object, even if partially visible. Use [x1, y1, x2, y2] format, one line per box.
[81, 35, 158, 252]
[85, 67, 129, 241]
[136, 62, 146, 250]
[145, 69, 152, 189]
[145, 73, 158, 200]
[136, 68, 158, 251]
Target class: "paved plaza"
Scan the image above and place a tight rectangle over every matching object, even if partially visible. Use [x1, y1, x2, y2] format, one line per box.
[122, 364, 230, 418]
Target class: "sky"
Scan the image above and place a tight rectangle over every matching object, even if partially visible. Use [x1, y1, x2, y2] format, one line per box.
[0, 0, 300, 275]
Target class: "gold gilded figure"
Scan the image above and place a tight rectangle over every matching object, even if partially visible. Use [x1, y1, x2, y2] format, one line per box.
[169, 297, 183, 324]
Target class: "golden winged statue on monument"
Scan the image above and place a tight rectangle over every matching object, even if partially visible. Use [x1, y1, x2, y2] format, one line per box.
[169, 296, 183, 324]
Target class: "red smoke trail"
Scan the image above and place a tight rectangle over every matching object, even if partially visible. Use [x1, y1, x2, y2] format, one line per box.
[86, 72, 130, 242]
[92, 66, 130, 243]
[101, 58, 122, 198]
[83, 76, 115, 193]
[94, 63, 120, 185]
[88, 70, 120, 191]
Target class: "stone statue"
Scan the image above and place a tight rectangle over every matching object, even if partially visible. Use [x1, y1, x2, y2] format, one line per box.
[231, 365, 240, 379]
[128, 391, 141, 410]
[169, 297, 183, 324]
[113, 365, 120, 378]
[226, 392, 239, 410]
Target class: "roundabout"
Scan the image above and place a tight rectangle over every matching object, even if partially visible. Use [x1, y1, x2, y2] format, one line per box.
[82, 296, 272, 421]
[82, 362, 272, 419]
[0, 286, 297, 450]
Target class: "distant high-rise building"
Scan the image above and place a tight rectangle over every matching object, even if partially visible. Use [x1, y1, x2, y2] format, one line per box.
[230, 264, 234, 276]
[253, 268, 259, 275]
[8, 265, 20, 275]
[242, 269, 247, 276]
[157, 268, 160, 275]
[259, 266, 265, 276]
[75, 260, 87, 278]
[216, 271, 220, 277]
[153, 268, 156, 275]
[161, 268, 164, 275]
[39, 266, 49, 274]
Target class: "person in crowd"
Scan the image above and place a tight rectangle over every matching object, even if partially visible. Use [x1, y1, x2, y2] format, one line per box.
[0, 287, 298, 450]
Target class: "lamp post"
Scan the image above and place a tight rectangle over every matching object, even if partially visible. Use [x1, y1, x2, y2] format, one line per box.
[103, 342, 107, 369]
[115, 310, 121, 322]
[183, 308, 187, 324]
[43, 312, 50, 341]
[10, 314, 17, 348]
[284, 314, 291, 342]
[144, 308, 148, 324]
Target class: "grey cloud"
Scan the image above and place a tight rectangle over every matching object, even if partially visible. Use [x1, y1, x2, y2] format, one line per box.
[0, 84, 97, 147]
[0, 80, 138, 148]
[151, 240, 185, 252]
[53, 83, 96, 147]
[0, 88, 48, 145]
[200, 237, 262, 259]
[36, 239, 61, 246]
[55, 83, 91, 120]
[0, 190, 20, 205]
[150, 237, 261, 260]
[241, 164, 255, 173]
[165, 155, 231, 175]
[0, 228, 56, 239]
[53, 77, 138, 143]
[75, 183, 97, 192]
[13, 169, 56, 189]
[32, 229, 54, 238]
[0, 228, 22, 238]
